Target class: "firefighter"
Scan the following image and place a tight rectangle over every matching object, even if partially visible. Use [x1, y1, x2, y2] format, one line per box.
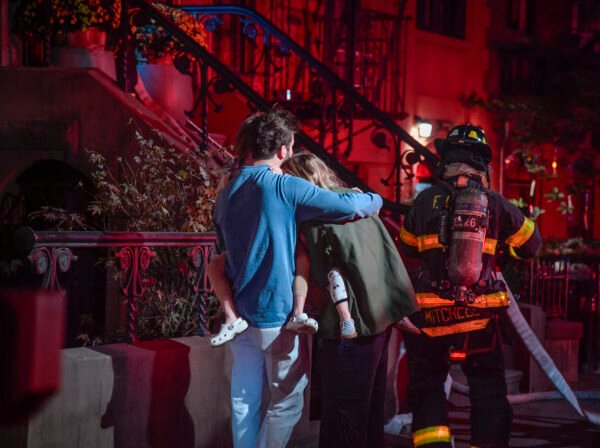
[399, 124, 542, 448]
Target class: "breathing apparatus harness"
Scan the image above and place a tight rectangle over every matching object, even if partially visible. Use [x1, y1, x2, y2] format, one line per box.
[425, 125, 507, 356]
[433, 174, 506, 306]
[433, 175, 507, 359]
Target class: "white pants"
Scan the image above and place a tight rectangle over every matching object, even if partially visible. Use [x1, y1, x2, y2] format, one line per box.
[230, 326, 309, 448]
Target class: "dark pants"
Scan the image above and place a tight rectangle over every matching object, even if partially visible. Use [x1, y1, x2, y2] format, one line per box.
[405, 320, 512, 448]
[318, 329, 391, 448]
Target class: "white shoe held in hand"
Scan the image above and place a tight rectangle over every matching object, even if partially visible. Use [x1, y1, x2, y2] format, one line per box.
[285, 312, 318, 334]
[210, 317, 249, 347]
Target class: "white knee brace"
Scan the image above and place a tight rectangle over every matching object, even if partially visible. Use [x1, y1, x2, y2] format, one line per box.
[327, 268, 348, 305]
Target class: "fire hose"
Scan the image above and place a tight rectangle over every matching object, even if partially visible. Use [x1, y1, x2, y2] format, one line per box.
[450, 272, 600, 425]
[385, 272, 600, 437]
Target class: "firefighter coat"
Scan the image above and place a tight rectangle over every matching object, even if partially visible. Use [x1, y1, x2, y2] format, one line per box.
[399, 176, 542, 337]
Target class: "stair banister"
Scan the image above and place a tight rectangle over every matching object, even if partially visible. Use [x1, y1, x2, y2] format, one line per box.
[179, 5, 438, 167]
[126, 0, 413, 214]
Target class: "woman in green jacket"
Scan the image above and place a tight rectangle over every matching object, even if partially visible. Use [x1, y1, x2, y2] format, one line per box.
[282, 153, 418, 448]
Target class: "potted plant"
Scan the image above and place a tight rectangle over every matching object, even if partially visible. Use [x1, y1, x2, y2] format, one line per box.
[133, 3, 209, 124]
[12, 0, 121, 45]
[133, 2, 207, 65]
[12, 0, 122, 73]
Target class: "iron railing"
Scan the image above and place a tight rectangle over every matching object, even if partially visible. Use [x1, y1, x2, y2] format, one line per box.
[15, 226, 217, 344]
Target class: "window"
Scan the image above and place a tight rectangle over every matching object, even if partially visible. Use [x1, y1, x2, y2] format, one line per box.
[416, 0, 466, 39]
[507, 0, 535, 34]
[572, 1, 600, 35]
[499, 50, 546, 95]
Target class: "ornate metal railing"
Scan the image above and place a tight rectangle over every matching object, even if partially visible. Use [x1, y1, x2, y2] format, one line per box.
[119, 0, 438, 214]
[178, 5, 410, 115]
[180, 4, 408, 115]
[15, 227, 217, 344]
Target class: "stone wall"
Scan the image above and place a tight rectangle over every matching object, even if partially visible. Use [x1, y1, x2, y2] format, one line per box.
[0, 335, 322, 448]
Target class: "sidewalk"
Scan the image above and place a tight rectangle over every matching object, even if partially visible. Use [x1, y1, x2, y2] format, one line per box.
[384, 372, 600, 448]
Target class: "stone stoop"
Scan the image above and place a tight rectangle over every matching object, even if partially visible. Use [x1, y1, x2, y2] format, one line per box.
[514, 303, 584, 392]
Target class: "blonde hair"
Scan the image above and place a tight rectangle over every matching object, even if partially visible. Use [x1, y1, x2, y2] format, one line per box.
[282, 153, 344, 189]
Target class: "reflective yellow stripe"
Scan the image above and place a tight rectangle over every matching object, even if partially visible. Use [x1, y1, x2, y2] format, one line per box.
[508, 245, 523, 260]
[400, 226, 418, 247]
[471, 291, 510, 308]
[417, 291, 509, 309]
[421, 318, 490, 337]
[417, 234, 444, 252]
[483, 238, 497, 255]
[413, 425, 451, 446]
[506, 217, 535, 248]
[416, 293, 454, 308]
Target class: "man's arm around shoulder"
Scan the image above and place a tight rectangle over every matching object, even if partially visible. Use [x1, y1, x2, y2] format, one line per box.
[283, 175, 382, 222]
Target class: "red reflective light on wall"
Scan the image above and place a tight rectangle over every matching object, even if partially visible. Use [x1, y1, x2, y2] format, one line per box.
[0, 289, 66, 424]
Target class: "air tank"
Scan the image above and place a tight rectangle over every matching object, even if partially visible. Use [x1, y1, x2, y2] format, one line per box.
[447, 188, 489, 287]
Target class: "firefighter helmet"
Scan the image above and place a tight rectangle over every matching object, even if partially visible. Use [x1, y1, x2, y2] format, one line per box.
[434, 124, 492, 174]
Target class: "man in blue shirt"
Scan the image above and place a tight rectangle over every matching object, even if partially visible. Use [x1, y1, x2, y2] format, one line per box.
[214, 109, 382, 448]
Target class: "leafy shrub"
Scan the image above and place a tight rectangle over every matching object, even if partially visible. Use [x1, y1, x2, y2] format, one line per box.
[32, 128, 225, 341]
